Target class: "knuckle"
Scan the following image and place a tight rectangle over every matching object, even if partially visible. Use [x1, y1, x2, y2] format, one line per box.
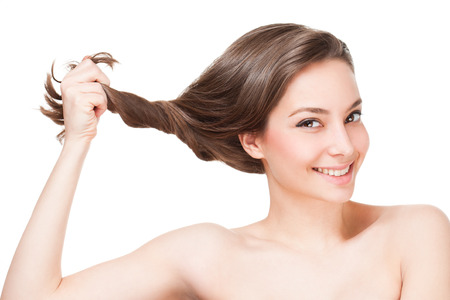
[95, 83, 107, 94]
[101, 74, 111, 86]
[60, 80, 69, 91]
[80, 58, 95, 67]
[62, 84, 76, 97]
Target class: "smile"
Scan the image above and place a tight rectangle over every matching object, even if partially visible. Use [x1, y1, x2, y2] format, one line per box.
[313, 165, 351, 177]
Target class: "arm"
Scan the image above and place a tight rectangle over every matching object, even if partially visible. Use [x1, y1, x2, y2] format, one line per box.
[1, 58, 190, 299]
[399, 205, 450, 299]
[1, 141, 89, 299]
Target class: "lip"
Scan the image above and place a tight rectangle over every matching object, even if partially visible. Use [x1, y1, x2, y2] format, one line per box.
[312, 162, 354, 186]
[313, 161, 353, 171]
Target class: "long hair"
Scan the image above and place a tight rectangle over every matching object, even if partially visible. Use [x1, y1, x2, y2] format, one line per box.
[41, 23, 353, 174]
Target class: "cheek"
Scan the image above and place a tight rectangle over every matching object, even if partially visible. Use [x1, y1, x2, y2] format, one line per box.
[262, 127, 321, 170]
[350, 124, 370, 159]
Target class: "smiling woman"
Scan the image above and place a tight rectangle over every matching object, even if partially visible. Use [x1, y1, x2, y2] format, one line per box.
[241, 60, 370, 205]
[1, 23, 449, 300]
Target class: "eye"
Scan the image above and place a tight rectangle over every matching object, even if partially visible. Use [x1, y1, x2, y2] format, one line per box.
[345, 111, 362, 124]
[296, 119, 322, 128]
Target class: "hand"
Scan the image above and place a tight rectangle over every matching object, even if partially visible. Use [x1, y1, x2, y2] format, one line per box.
[60, 56, 110, 144]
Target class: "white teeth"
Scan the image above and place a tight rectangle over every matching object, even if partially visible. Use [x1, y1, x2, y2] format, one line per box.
[314, 165, 350, 177]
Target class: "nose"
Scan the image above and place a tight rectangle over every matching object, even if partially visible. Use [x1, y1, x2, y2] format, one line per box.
[327, 124, 355, 157]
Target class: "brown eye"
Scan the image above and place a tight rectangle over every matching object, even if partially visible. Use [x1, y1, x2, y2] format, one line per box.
[345, 111, 361, 124]
[296, 119, 321, 128]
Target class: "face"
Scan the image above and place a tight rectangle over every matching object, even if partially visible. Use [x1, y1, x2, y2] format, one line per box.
[254, 59, 369, 203]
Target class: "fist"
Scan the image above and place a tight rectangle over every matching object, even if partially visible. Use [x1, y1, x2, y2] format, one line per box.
[60, 57, 110, 144]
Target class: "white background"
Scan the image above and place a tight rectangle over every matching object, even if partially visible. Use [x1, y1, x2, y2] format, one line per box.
[1, 0, 449, 290]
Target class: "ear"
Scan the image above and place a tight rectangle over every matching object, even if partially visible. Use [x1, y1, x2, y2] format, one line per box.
[238, 132, 265, 159]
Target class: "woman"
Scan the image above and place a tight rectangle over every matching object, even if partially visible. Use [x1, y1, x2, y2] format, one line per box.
[2, 23, 449, 299]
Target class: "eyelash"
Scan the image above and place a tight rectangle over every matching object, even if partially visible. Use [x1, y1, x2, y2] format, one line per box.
[296, 110, 362, 128]
[345, 110, 362, 124]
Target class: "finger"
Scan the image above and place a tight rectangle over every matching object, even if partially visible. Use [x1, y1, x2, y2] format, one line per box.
[88, 92, 108, 119]
[66, 59, 111, 86]
[61, 82, 106, 103]
[77, 82, 108, 95]
[94, 104, 107, 119]
[77, 60, 111, 86]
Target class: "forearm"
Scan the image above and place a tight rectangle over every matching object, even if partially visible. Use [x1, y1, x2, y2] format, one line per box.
[2, 141, 90, 299]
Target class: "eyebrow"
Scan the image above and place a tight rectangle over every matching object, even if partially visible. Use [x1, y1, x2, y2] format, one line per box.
[288, 98, 362, 117]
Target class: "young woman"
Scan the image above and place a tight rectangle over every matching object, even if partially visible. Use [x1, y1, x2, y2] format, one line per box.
[2, 23, 449, 300]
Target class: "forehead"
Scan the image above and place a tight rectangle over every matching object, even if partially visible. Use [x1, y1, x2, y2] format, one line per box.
[275, 59, 360, 113]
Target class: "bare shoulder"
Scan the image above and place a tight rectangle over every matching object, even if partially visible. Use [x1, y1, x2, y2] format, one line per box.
[347, 202, 450, 261]
[140, 222, 239, 261]
[143, 223, 241, 298]
[372, 204, 450, 299]
[350, 201, 450, 233]
[360, 203, 450, 249]
[48, 223, 238, 299]
[138, 222, 241, 286]
[146, 222, 239, 250]
[377, 204, 450, 237]
[383, 204, 450, 257]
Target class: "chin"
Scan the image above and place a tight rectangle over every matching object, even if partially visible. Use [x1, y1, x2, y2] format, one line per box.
[316, 186, 355, 204]
[322, 195, 352, 204]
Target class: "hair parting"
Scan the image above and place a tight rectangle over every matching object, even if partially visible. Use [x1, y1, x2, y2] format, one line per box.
[41, 23, 353, 174]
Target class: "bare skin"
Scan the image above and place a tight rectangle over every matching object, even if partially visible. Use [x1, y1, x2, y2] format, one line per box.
[2, 58, 449, 300]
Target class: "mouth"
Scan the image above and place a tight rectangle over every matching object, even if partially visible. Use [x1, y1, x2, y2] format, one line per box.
[312, 163, 354, 185]
[312, 164, 351, 177]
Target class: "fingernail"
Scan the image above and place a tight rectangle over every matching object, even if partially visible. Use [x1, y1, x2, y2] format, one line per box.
[82, 55, 92, 61]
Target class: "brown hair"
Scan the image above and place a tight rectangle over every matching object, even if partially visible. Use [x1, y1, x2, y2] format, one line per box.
[41, 23, 353, 174]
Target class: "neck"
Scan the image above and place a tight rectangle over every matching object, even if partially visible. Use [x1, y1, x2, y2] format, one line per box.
[260, 186, 354, 253]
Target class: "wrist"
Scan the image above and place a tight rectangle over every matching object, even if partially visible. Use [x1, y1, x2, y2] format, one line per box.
[61, 139, 91, 157]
